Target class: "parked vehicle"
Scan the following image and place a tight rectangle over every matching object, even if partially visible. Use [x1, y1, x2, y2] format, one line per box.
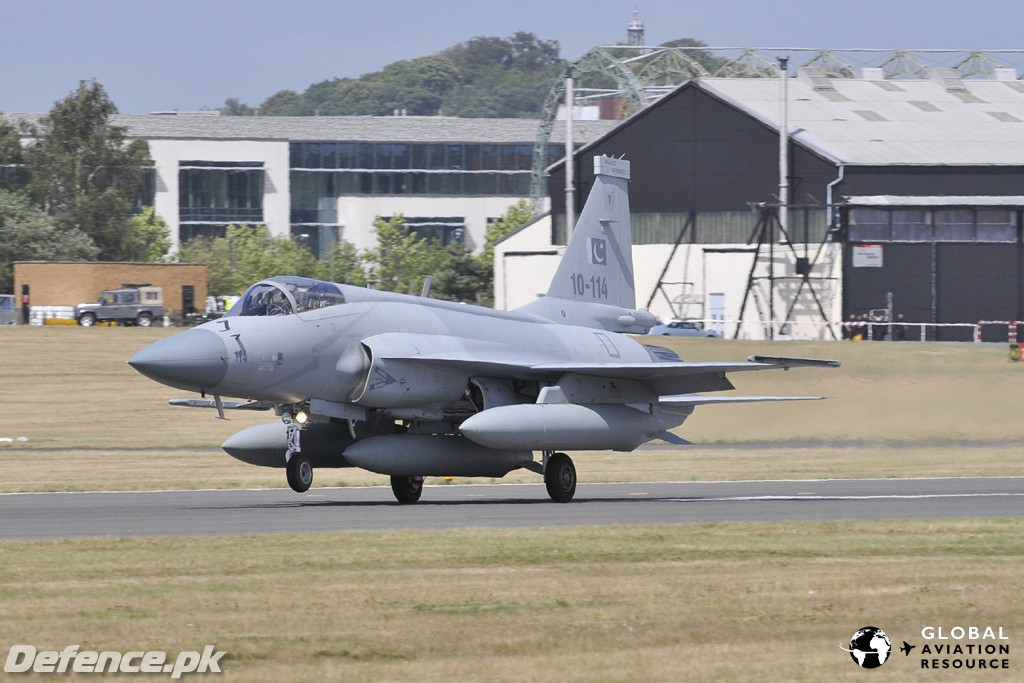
[0, 294, 17, 325]
[647, 319, 721, 338]
[75, 287, 164, 327]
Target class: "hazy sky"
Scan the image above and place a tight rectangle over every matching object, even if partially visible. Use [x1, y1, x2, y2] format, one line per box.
[4, 0, 1024, 114]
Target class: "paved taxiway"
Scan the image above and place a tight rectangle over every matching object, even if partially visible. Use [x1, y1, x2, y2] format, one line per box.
[2, 477, 1022, 540]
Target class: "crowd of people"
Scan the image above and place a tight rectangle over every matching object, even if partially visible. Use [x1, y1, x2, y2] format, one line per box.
[842, 313, 908, 341]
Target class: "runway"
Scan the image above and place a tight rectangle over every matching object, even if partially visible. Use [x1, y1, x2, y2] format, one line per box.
[2, 477, 1022, 540]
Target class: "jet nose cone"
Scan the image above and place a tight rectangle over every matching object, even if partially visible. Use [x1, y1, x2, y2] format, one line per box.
[128, 329, 228, 391]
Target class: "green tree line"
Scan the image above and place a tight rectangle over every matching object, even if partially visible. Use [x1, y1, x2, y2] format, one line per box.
[0, 80, 168, 292]
[179, 200, 533, 307]
[225, 32, 717, 120]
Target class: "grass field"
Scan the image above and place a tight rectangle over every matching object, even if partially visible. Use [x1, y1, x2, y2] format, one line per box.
[0, 326, 1021, 681]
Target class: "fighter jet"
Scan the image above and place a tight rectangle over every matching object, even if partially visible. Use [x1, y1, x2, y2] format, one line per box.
[129, 155, 837, 503]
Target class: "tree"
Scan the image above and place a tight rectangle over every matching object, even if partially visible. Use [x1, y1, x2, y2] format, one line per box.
[363, 216, 448, 294]
[122, 206, 171, 262]
[317, 240, 366, 286]
[0, 117, 27, 192]
[221, 98, 255, 116]
[24, 80, 151, 261]
[176, 224, 321, 296]
[0, 190, 97, 292]
[481, 199, 535, 268]
[259, 89, 303, 116]
[432, 243, 493, 305]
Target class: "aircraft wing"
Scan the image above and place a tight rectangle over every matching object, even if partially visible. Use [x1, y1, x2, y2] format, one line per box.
[528, 357, 837, 395]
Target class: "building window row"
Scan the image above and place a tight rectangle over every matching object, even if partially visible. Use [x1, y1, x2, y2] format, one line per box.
[289, 142, 565, 172]
[179, 162, 264, 225]
[847, 207, 1019, 242]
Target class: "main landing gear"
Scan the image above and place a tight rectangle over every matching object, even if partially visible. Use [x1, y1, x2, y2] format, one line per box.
[286, 452, 313, 493]
[390, 475, 424, 504]
[543, 451, 577, 503]
[282, 410, 312, 493]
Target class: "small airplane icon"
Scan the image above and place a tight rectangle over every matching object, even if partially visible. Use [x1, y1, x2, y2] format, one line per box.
[900, 641, 916, 656]
[129, 155, 840, 504]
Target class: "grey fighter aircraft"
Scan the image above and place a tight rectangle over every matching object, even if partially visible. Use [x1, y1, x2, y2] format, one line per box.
[129, 155, 838, 503]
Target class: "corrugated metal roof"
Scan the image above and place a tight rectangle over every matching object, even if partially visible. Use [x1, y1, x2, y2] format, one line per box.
[699, 73, 1024, 166]
[5, 113, 617, 145]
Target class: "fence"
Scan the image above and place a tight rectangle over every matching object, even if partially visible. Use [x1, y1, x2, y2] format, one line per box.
[694, 320, 997, 342]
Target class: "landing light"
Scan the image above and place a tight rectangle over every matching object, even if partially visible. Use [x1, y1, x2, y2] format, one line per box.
[295, 410, 309, 425]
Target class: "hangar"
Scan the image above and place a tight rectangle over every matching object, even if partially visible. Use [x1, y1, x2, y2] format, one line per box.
[499, 66, 1024, 340]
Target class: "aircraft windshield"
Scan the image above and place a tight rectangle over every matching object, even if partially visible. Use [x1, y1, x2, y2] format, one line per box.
[229, 277, 346, 317]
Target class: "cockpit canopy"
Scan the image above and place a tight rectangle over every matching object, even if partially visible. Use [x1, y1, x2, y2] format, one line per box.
[227, 277, 346, 317]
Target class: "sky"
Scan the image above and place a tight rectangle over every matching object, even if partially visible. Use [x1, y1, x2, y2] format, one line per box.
[4, 0, 1024, 115]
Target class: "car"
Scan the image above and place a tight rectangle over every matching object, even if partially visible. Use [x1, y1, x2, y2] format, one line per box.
[648, 319, 721, 338]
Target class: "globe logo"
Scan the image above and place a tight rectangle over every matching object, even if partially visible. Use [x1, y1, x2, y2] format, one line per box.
[840, 626, 892, 668]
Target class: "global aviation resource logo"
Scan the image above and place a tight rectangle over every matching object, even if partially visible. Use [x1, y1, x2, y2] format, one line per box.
[840, 625, 1012, 671]
[841, 626, 892, 669]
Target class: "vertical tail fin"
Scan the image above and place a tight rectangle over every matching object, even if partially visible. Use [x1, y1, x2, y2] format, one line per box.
[546, 156, 636, 309]
[516, 156, 655, 333]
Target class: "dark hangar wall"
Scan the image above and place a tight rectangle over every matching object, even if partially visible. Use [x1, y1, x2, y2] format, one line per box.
[838, 166, 1024, 197]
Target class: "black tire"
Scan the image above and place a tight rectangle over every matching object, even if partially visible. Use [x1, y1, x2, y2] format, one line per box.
[544, 452, 576, 503]
[136, 312, 153, 327]
[390, 475, 424, 504]
[79, 313, 96, 327]
[286, 453, 313, 493]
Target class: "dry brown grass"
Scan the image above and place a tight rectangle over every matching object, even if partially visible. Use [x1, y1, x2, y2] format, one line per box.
[1, 520, 1020, 682]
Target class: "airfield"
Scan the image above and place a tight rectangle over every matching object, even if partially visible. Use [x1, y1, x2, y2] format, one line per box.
[1, 326, 1022, 681]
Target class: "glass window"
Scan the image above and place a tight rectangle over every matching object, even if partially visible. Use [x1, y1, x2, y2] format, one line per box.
[977, 209, 1017, 242]
[439, 174, 461, 195]
[319, 143, 337, 169]
[447, 144, 463, 170]
[547, 144, 566, 166]
[179, 166, 264, 223]
[336, 171, 357, 194]
[480, 145, 499, 170]
[411, 144, 427, 169]
[500, 145, 518, 171]
[302, 143, 320, 169]
[392, 144, 410, 169]
[357, 143, 374, 169]
[359, 173, 373, 194]
[515, 144, 533, 170]
[934, 209, 974, 241]
[411, 173, 427, 194]
[462, 173, 479, 195]
[289, 143, 303, 168]
[891, 209, 930, 241]
[337, 143, 356, 169]
[376, 144, 394, 170]
[847, 208, 889, 241]
[465, 145, 481, 171]
[375, 174, 392, 194]
[427, 144, 445, 169]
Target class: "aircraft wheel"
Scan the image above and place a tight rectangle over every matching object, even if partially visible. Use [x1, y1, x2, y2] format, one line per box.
[391, 475, 424, 504]
[544, 452, 576, 503]
[286, 453, 313, 493]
